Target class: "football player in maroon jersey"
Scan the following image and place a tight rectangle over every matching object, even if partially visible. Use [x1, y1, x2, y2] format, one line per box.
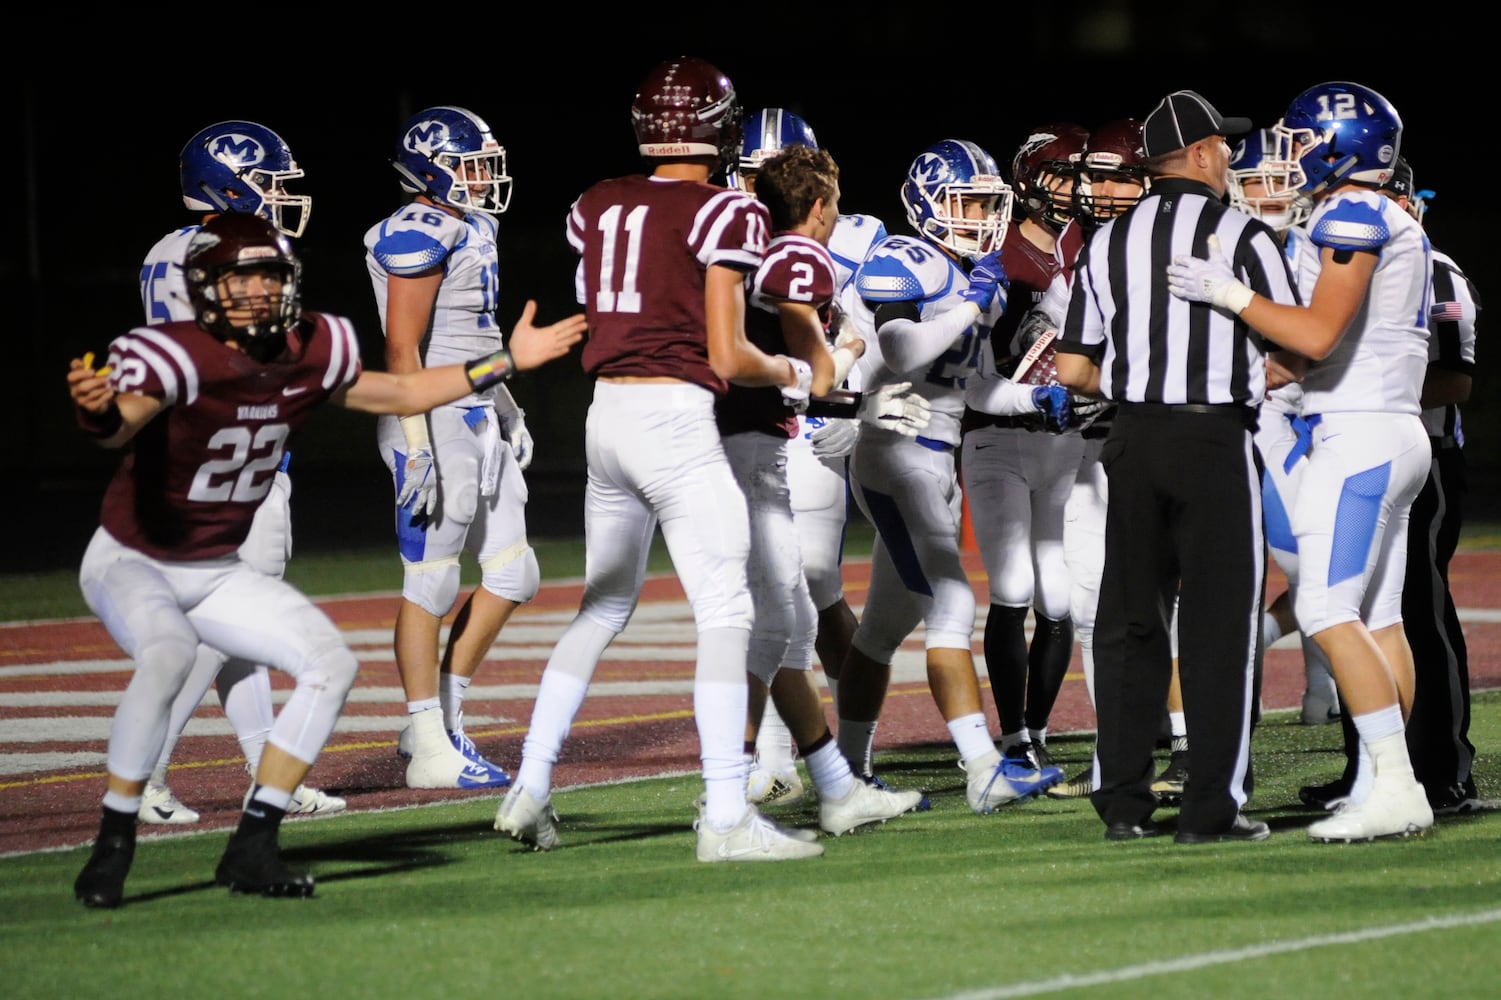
[496, 56, 824, 863]
[960, 123, 1088, 785]
[719, 143, 928, 836]
[68, 214, 583, 908]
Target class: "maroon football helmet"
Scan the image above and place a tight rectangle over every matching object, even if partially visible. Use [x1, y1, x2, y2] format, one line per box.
[1011, 122, 1089, 231]
[630, 56, 743, 170]
[184, 213, 302, 360]
[1074, 118, 1150, 228]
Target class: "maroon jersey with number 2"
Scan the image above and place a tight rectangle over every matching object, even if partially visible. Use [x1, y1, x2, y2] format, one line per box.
[97, 314, 362, 560]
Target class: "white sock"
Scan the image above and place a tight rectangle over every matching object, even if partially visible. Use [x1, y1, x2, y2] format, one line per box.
[803, 741, 853, 800]
[407, 704, 449, 757]
[949, 712, 997, 766]
[1169, 711, 1187, 739]
[440, 673, 472, 731]
[755, 701, 796, 771]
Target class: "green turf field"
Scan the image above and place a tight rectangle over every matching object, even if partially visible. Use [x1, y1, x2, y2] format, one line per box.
[4, 694, 1498, 1000]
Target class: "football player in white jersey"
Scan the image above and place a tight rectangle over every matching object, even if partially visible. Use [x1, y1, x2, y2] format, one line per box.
[960, 123, 1087, 783]
[1225, 127, 1342, 732]
[366, 107, 538, 791]
[133, 121, 343, 824]
[1168, 81, 1435, 842]
[836, 140, 1068, 812]
[728, 108, 891, 805]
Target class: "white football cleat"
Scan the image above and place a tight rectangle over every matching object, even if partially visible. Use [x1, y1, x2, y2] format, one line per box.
[694, 806, 824, 863]
[1307, 778, 1434, 842]
[288, 784, 347, 816]
[139, 782, 201, 825]
[495, 784, 561, 851]
[747, 762, 805, 807]
[818, 778, 924, 836]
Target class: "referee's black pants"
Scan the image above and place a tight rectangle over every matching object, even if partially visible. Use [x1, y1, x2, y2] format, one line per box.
[1090, 404, 1262, 835]
[1403, 443, 1475, 799]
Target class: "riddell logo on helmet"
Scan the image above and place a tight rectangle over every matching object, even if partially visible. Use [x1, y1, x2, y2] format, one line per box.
[645, 142, 697, 156]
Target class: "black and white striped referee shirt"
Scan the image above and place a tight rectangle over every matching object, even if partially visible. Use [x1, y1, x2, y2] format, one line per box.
[1057, 177, 1300, 406]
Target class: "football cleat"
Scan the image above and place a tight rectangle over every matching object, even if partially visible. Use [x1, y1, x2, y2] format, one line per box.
[1307, 778, 1434, 843]
[138, 782, 201, 825]
[496, 784, 562, 851]
[74, 830, 136, 909]
[215, 828, 315, 898]
[694, 806, 824, 863]
[747, 762, 805, 808]
[818, 778, 924, 837]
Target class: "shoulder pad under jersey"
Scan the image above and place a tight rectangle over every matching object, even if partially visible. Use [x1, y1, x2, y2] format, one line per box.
[367, 210, 467, 277]
[854, 235, 950, 303]
[1309, 196, 1390, 253]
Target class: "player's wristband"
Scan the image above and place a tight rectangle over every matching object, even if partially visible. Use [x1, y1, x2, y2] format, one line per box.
[76, 402, 123, 439]
[465, 349, 515, 392]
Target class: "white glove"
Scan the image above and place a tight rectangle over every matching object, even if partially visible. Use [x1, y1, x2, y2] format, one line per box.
[396, 414, 437, 519]
[508, 409, 534, 471]
[810, 417, 860, 460]
[1166, 233, 1255, 314]
[778, 355, 813, 408]
[856, 382, 932, 437]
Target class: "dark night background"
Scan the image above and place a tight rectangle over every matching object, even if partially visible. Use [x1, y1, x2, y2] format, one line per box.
[5, 8, 1492, 573]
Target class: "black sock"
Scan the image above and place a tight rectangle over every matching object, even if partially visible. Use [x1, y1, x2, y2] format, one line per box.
[100, 805, 136, 839]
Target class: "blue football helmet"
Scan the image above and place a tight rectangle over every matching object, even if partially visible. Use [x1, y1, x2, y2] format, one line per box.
[900, 139, 1013, 258]
[180, 121, 311, 238]
[728, 107, 819, 190]
[393, 106, 512, 216]
[1272, 81, 1402, 194]
[1227, 127, 1311, 231]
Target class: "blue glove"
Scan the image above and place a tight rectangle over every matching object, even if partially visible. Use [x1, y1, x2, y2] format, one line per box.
[961, 251, 1008, 311]
[1031, 385, 1072, 433]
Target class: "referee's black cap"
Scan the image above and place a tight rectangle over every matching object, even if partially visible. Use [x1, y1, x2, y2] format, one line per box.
[1142, 91, 1253, 157]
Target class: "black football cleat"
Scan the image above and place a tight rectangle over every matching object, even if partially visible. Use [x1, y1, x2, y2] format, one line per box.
[215, 830, 315, 899]
[74, 831, 136, 909]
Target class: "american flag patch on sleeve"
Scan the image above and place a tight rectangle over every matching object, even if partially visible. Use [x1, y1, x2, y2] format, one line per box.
[1430, 301, 1465, 323]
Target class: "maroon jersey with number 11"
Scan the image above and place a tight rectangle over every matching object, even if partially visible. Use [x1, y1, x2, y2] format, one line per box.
[566, 174, 769, 393]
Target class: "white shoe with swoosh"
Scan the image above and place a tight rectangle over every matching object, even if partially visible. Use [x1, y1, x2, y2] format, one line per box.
[694, 806, 824, 862]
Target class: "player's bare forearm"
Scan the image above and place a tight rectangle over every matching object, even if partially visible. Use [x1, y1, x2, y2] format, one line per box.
[1055, 351, 1100, 396]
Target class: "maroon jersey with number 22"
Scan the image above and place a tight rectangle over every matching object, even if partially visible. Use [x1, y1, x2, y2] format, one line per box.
[97, 314, 363, 561]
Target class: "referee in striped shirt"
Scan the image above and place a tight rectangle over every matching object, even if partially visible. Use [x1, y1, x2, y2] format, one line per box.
[1054, 90, 1301, 844]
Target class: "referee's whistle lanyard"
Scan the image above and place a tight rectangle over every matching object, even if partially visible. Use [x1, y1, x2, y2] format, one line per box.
[1283, 412, 1323, 473]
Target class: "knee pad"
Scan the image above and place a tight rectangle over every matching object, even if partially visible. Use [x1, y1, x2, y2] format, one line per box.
[748, 636, 788, 686]
[301, 642, 361, 695]
[402, 555, 462, 618]
[481, 540, 540, 603]
[851, 619, 903, 664]
[580, 590, 641, 635]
